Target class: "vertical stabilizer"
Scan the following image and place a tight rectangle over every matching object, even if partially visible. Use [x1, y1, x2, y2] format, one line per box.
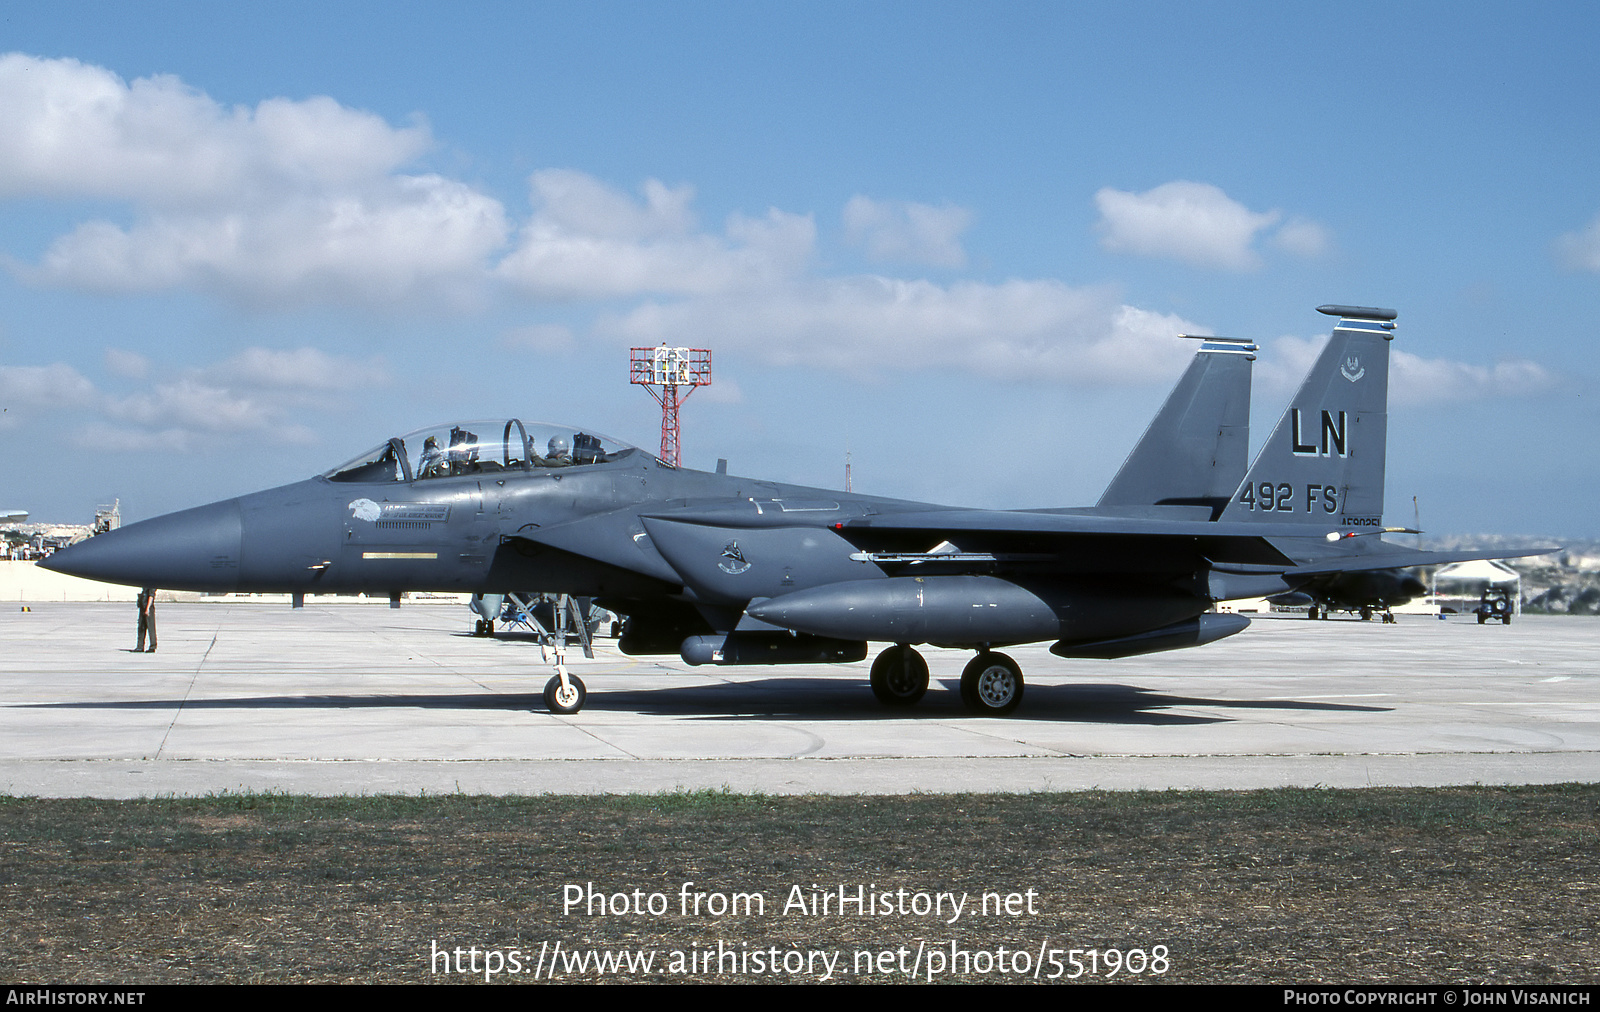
[1219, 305, 1395, 528]
[1097, 335, 1256, 515]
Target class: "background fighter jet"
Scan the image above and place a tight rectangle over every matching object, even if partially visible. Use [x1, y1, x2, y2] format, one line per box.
[1269, 569, 1428, 622]
[43, 306, 1547, 715]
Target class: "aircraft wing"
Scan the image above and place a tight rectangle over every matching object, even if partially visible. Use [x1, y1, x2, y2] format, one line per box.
[839, 511, 1556, 578]
[1283, 545, 1559, 576]
[845, 508, 1282, 537]
[839, 509, 1297, 568]
[525, 495, 1555, 598]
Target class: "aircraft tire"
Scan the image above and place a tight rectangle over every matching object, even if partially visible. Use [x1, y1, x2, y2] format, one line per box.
[543, 673, 587, 714]
[870, 645, 929, 706]
[960, 652, 1023, 716]
[1307, 606, 1319, 620]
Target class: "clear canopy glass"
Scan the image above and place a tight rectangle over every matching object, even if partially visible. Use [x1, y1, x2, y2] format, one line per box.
[324, 419, 637, 483]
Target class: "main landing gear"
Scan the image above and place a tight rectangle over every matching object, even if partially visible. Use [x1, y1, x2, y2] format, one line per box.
[867, 644, 1025, 715]
[960, 651, 1024, 716]
[869, 644, 929, 705]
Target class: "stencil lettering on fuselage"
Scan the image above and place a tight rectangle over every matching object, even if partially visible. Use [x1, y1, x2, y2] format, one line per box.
[347, 499, 452, 523]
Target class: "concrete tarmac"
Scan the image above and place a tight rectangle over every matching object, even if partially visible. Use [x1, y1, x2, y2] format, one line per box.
[2, 601, 1596, 796]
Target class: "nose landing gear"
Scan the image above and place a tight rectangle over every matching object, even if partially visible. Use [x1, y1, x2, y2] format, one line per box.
[543, 670, 586, 714]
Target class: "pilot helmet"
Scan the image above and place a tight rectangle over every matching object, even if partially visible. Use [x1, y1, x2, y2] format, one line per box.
[547, 436, 570, 457]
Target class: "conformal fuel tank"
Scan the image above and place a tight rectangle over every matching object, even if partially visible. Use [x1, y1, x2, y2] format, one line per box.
[748, 574, 1210, 647]
[746, 575, 1062, 644]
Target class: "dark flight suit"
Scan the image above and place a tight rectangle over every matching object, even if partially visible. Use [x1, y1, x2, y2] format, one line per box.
[136, 588, 157, 653]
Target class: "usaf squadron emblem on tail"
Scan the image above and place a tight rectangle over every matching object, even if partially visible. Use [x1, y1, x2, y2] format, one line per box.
[44, 305, 1553, 715]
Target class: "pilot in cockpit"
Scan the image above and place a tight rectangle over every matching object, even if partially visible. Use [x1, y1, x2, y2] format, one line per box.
[418, 436, 446, 478]
[447, 427, 481, 475]
[539, 435, 574, 467]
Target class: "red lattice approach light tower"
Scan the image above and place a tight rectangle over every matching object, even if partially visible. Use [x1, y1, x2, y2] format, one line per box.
[630, 346, 711, 467]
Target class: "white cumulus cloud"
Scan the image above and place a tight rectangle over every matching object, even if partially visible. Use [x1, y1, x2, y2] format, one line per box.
[1555, 211, 1600, 272]
[26, 175, 508, 309]
[524, 169, 697, 240]
[4, 345, 389, 449]
[1270, 216, 1331, 258]
[496, 172, 815, 299]
[0, 362, 98, 425]
[204, 347, 390, 391]
[103, 348, 150, 380]
[0, 53, 430, 206]
[104, 377, 273, 433]
[603, 279, 1199, 385]
[1095, 181, 1326, 271]
[843, 195, 972, 268]
[1, 53, 507, 309]
[1257, 335, 1555, 406]
[2, 56, 1372, 401]
[1390, 350, 1555, 405]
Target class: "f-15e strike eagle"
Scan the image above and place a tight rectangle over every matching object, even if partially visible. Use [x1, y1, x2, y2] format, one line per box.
[43, 305, 1544, 715]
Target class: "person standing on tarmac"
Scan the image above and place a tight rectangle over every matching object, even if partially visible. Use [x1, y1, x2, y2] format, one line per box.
[135, 588, 157, 653]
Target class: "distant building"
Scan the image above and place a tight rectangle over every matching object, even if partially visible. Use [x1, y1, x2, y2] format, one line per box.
[1433, 560, 1521, 616]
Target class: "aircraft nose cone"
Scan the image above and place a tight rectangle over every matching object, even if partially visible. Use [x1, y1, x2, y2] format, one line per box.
[39, 499, 243, 592]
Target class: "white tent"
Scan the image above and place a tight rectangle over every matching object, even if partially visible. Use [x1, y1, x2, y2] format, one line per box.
[1433, 559, 1521, 616]
[1434, 559, 1521, 586]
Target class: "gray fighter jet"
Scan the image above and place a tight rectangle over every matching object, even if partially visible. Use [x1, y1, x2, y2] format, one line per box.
[1269, 569, 1428, 622]
[42, 305, 1545, 715]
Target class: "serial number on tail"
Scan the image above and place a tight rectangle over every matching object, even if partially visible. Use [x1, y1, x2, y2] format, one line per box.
[1237, 483, 1341, 513]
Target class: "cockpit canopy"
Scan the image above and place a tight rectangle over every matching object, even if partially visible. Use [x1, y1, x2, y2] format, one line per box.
[324, 419, 638, 483]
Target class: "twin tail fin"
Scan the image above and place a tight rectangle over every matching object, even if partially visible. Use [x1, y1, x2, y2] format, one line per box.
[1219, 305, 1396, 529]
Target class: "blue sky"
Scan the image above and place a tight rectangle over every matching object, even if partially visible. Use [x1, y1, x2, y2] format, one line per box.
[2, 2, 1597, 536]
